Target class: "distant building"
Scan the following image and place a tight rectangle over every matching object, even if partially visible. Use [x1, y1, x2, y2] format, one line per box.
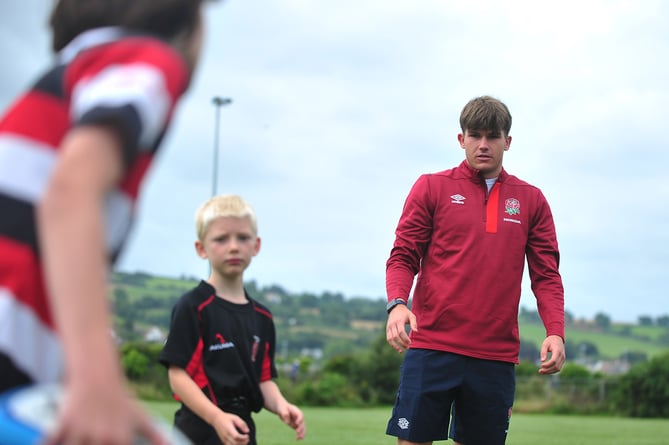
[144, 326, 165, 343]
[264, 292, 282, 304]
[300, 348, 323, 360]
[589, 359, 631, 375]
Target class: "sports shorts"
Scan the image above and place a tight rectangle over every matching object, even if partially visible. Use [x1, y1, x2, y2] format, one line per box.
[386, 348, 515, 445]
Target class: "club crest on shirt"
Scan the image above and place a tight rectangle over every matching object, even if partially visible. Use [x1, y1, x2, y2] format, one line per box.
[251, 335, 261, 362]
[505, 198, 520, 215]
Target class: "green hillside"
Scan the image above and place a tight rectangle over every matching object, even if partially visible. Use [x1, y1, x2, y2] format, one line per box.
[110, 271, 669, 362]
[519, 321, 668, 360]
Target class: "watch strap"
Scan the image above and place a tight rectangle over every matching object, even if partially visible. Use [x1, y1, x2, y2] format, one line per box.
[386, 298, 407, 313]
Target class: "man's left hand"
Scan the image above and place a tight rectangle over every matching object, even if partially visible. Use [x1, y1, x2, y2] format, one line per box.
[538, 335, 566, 375]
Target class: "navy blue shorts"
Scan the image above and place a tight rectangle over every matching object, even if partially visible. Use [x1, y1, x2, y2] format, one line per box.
[386, 349, 515, 445]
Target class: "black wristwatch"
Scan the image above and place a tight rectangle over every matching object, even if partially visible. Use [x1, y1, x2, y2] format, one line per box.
[386, 298, 407, 314]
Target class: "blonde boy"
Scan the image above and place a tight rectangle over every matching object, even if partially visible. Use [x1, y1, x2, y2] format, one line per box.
[160, 194, 306, 445]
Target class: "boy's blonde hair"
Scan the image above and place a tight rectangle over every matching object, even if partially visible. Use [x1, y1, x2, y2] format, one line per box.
[195, 194, 258, 241]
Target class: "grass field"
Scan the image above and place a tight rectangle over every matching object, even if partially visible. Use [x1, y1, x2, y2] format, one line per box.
[145, 401, 669, 445]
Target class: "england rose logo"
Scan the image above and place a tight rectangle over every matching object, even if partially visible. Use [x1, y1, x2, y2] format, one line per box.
[505, 198, 520, 216]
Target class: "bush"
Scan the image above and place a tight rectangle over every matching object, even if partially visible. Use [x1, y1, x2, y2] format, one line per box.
[558, 362, 591, 379]
[123, 349, 150, 379]
[121, 342, 172, 400]
[298, 372, 362, 406]
[613, 352, 669, 418]
[515, 361, 539, 377]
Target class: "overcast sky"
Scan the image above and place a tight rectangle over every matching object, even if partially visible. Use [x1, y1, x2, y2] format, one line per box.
[3, 0, 668, 323]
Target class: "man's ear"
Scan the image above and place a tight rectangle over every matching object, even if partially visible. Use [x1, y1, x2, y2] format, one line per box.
[253, 237, 261, 256]
[505, 135, 512, 151]
[457, 133, 465, 148]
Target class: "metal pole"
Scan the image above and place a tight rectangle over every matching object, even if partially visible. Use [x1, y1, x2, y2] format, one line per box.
[211, 96, 232, 197]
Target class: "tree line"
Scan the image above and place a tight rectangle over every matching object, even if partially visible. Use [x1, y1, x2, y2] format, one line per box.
[113, 271, 669, 417]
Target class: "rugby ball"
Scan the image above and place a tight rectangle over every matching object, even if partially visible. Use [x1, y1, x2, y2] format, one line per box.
[0, 384, 191, 445]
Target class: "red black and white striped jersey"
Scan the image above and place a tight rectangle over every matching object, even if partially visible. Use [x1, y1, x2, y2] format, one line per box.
[0, 27, 191, 387]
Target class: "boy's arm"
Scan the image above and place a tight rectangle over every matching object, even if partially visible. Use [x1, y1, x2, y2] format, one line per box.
[38, 125, 164, 445]
[167, 366, 251, 443]
[260, 380, 306, 440]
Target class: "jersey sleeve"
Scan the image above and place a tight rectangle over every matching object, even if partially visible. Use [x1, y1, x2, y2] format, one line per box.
[386, 174, 435, 300]
[526, 190, 565, 340]
[159, 296, 202, 370]
[65, 38, 190, 168]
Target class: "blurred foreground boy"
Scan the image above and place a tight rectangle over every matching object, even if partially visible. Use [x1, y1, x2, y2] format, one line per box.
[0, 0, 219, 443]
[160, 194, 306, 445]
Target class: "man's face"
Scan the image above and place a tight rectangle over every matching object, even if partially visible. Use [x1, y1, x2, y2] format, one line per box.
[458, 128, 512, 179]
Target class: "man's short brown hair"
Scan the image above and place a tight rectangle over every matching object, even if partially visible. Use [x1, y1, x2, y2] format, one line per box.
[459, 96, 512, 136]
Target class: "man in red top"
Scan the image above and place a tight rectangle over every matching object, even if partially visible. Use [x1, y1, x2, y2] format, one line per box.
[385, 96, 566, 445]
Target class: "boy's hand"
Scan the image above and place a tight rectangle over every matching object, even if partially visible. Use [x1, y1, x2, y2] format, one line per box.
[276, 402, 306, 440]
[46, 381, 166, 445]
[212, 411, 251, 445]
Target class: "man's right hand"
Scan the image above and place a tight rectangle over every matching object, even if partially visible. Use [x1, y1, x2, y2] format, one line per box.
[386, 305, 417, 353]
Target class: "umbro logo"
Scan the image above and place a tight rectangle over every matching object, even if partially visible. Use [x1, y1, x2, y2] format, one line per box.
[450, 194, 466, 205]
[397, 417, 409, 429]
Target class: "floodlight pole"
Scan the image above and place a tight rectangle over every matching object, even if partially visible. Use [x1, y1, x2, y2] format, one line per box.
[211, 96, 232, 197]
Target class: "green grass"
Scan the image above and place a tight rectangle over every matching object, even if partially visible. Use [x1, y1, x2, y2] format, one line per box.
[144, 401, 669, 445]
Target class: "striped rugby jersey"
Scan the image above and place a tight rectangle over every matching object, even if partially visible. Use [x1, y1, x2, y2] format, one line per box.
[0, 27, 191, 385]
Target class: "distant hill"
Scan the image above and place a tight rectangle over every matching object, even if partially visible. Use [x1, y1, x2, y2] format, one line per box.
[519, 320, 669, 360]
[110, 271, 669, 362]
